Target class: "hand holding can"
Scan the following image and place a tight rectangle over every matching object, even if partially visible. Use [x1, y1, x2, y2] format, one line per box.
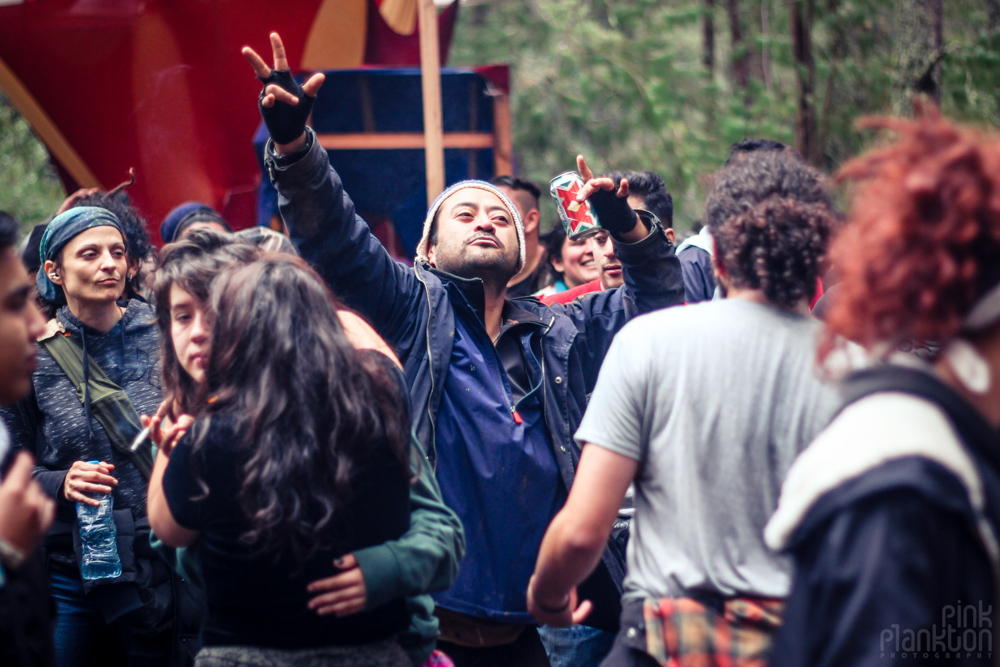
[550, 171, 600, 240]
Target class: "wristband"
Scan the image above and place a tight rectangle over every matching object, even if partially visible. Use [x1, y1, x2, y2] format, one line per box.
[588, 188, 637, 235]
[258, 69, 315, 145]
[535, 595, 571, 614]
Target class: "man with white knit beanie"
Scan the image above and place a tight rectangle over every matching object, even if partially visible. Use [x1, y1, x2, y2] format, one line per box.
[247, 33, 685, 667]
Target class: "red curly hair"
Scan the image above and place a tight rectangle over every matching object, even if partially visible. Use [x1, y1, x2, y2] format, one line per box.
[821, 105, 1000, 361]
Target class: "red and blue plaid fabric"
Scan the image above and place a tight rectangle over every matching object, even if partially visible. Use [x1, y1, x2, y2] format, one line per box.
[642, 596, 785, 667]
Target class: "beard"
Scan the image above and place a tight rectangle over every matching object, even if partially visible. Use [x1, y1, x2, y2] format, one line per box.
[432, 236, 520, 290]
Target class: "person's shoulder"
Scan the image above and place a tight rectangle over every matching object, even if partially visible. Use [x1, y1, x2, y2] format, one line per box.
[602, 304, 689, 353]
[625, 299, 711, 331]
[122, 299, 159, 333]
[766, 392, 978, 551]
[183, 414, 240, 456]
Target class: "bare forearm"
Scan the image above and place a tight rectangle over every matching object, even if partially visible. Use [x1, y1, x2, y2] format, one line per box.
[146, 449, 197, 547]
[531, 445, 638, 611]
[532, 509, 609, 608]
[146, 449, 170, 537]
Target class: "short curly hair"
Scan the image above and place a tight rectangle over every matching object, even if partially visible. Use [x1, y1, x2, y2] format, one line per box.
[705, 150, 836, 309]
[822, 106, 1000, 358]
[75, 191, 154, 301]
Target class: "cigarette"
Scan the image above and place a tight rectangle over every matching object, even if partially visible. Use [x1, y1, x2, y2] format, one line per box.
[130, 426, 151, 452]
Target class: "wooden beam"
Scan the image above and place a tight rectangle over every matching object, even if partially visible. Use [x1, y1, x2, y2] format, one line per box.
[492, 92, 513, 176]
[316, 132, 494, 150]
[0, 55, 102, 189]
[418, 0, 445, 205]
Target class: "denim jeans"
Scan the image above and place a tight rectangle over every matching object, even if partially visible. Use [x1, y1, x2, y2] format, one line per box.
[537, 624, 616, 667]
[49, 568, 169, 667]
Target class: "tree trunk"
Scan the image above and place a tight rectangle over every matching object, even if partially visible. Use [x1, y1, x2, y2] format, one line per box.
[890, 0, 938, 114]
[792, 0, 817, 163]
[930, 0, 943, 103]
[761, 0, 772, 95]
[816, 0, 846, 163]
[727, 0, 750, 102]
[704, 0, 716, 74]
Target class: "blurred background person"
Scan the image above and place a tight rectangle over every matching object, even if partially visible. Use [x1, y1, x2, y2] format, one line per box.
[767, 107, 1000, 667]
[0, 209, 57, 666]
[159, 203, 232, 245]
[493, 176, 553, 298]
[536, 223, 600, 296]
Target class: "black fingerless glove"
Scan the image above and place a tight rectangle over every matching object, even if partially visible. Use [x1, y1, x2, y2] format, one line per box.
[258, 69, 315, 145]
[589, 187, 638, 235]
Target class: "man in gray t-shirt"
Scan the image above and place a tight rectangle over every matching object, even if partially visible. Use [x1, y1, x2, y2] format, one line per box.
[526, 146, 840, 667]
[576, 298, 837, 602]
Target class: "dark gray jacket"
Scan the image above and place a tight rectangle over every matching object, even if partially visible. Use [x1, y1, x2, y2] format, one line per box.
[1, 300, 170, 629]
[266, 131, 685, 626]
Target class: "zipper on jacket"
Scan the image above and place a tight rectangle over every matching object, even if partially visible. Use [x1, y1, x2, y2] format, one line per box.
[506, 321, 551, 426]
[415, 266, 438, 471]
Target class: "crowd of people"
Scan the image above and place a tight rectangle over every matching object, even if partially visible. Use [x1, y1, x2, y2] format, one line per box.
[0, 29, 997, 667]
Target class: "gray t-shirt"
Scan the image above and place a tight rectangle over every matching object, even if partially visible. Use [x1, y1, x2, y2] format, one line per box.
[576, 299, 838, 601]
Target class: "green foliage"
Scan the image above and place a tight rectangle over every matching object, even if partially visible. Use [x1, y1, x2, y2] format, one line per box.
[0, 92, 64, 235]
[450, 0, 1000, 232]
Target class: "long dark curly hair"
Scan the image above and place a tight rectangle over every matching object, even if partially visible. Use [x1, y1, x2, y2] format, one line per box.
[151, 229, 260, 416]
[191, 255, 411, 562]
[705, 150, 837, 309]
[821, 104, 1000, 360]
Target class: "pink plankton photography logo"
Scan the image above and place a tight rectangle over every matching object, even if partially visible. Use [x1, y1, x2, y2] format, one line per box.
[881, 601, 993, 660]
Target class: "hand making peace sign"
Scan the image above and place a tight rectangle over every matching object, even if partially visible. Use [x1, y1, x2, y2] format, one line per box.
[242, 33, 326, 153]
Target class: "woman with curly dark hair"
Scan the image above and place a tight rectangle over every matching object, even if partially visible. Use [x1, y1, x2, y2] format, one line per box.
[766, 107, 1000, 667]
[527, 148, 840, 667]
[147, 255, 414, 666]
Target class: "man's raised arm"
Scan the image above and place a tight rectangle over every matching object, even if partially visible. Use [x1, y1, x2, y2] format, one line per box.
[548, 156, 684, 387]
[243, 33, 422, 346]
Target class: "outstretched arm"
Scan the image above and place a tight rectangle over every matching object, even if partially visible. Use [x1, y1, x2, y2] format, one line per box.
[243, 33, 423, 348]
[528, 444, 636, 627]
[548, 155, 683, 388]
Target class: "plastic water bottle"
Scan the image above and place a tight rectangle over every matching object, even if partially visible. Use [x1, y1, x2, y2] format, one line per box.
[76, 460, 122, 580]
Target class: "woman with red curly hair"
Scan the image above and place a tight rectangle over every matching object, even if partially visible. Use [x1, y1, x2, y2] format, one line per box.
[766, 107, 1000, 666]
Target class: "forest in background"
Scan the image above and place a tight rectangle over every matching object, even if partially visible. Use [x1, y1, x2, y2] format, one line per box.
[3, 0, 1000, 235]
[0, 90, 66, 230]
[450, 0, 1000, 232]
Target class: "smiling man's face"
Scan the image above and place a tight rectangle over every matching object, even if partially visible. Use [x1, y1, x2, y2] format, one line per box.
[590, 230, 624, 290]
[427, 187, 520, 287]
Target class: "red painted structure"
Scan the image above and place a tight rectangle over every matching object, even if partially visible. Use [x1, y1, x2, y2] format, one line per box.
[0, 0, 458, 242]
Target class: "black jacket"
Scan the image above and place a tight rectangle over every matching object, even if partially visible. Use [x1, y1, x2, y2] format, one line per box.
[266, 129, 685, 628]
[768, 366, 999, 666]
[0, 550, 56, 666]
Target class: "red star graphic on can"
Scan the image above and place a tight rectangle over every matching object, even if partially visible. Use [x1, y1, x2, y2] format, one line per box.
[550, 172, 600, 238]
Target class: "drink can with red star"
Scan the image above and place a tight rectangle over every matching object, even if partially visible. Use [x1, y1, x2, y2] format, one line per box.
[550, 171, 600, 240]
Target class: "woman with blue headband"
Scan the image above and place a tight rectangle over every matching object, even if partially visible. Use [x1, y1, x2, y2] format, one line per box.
[0, 207, 176, 666]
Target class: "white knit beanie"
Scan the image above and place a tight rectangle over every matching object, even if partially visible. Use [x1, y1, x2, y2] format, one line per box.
[415, 180, 526, 273]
